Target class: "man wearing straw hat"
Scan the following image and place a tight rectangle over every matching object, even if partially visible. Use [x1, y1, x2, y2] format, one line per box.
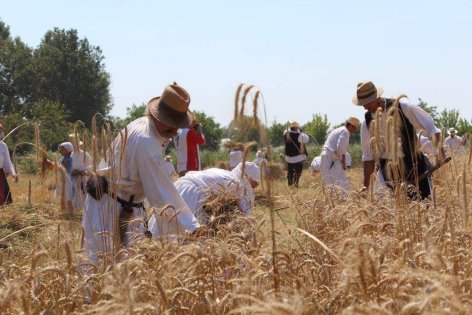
[69, 133, 92, 210]
[319, 117, 360, 192]
[82, 83, 203, 266]
[444, 128, 465, 155]
[353, 81, 445, 199]
[284, 121, 309, 187]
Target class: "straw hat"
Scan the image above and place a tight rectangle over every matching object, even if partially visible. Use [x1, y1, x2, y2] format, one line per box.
[352, 81, 384, 106]
[147, 82, 193, 129]
[289, 120, 300, 128]
[164, 155, 172, 161]
[69, 133, 83, 146]
[347, 117, 361, 129]
[448, 128, 457, 135]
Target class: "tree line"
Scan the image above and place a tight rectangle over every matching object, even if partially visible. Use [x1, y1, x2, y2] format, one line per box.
[1, 19, 471, 154]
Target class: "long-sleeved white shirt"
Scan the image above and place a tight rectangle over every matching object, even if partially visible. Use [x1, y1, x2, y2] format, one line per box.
[284, 129, 310, 163]
[444, 136, 463, 153]
[361, 101, 440, 161]
[229, 150, 242, 168]
[0, 142, 15, 176]
[98, 116, 200, 233]
[175, 167, 254, 216]
[71, 149, 92, 172]
[322, 126, 350, 161]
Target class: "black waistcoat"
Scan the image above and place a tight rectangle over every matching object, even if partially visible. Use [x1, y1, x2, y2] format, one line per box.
[285, 132, 305, 157]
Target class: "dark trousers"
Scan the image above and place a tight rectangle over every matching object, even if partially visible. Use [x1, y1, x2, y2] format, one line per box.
[287, 161, 304, 187]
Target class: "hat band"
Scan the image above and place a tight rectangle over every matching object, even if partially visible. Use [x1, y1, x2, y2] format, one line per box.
[159, 100, 188, 120]
[357, 88, 377, 100]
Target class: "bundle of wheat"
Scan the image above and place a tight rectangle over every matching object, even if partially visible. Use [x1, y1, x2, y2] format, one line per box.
[223, 140, 244, 151]
[264, 162, 285, 180]
[200, 186, 244, 233]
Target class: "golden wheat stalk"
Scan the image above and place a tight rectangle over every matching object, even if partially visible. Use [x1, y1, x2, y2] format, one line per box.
[234, 83, 244, 122]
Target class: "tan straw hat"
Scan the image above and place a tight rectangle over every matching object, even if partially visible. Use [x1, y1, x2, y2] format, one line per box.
[147, 83, 193, 128]
[352, 81, 384, 106]
[347, 117, 361, 129]
[448, 128, 457, 135]
[289, 120, 300, 128]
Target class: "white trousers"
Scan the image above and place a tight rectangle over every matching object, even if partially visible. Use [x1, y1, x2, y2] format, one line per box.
[320, 153, 349, 192]
[82, 194, 145, 265]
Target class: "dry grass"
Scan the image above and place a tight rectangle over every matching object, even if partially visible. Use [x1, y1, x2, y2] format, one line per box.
[0, 153, 470, 314]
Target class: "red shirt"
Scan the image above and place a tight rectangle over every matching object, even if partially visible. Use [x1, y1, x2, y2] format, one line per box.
[186, 129, 205, 171]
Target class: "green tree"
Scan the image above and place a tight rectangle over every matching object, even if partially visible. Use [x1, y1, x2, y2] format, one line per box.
[268, 120, 286, 147]
[436, 108, 460, 129]
[0, 20, 34, 115]
[418, 98, 438, 121]
[226, 115, 261, 145]
[0, 100, 70, 153]
[32, 28, 111, 126]
[457, 118, 472, 136]
[194, 110, 222, 151]
[302, 114, 330, 145]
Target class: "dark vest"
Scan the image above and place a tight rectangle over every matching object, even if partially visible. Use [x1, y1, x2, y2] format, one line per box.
[285, 131, 305, 157]
[366, 99, 431, 199]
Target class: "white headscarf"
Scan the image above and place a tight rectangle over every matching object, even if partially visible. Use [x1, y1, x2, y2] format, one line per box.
[59, 142, 74, 153]
[231, 162, 261, 183]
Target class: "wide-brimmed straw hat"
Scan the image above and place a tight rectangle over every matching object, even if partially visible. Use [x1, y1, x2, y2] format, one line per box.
[147, 83, 193, 129]
[289, 120, 300, 128]
[347, 117, 361, 129]
[69, 133, 83, 146]
[448, 128, 457, 135]
[352, 81, 384, 106]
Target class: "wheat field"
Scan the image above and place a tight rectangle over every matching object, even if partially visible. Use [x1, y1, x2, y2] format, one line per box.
[0, 152, 471, 314]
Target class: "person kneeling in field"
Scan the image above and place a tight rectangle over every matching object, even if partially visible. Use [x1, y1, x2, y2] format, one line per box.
[174, 162, 260, 223]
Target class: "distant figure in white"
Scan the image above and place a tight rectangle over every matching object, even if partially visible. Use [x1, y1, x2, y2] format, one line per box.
[69, 133, 92, 210]
[444, 128, 465, 155]
[253, 150, 267, 166]
[320, 117, 360, 192]
[174, 162, 260, 222]
[229, 147, 243, 169]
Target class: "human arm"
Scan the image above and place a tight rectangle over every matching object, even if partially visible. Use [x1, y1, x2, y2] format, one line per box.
[401, 103, 444, 160]
[2, 144, 17, 181]
[137, 145, 200, 233]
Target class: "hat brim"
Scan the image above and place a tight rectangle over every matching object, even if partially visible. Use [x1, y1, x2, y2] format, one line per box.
[148, 97, 193, 129]
[352, 87, 384, 106]
[448, 129, 457, 135]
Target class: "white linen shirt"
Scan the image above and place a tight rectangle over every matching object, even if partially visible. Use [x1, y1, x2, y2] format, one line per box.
[71, 150, 92, 172]
[229, 150, 243, 168]
[284, 129, 309, 163]
[0, 142, 15, 176]
[322, 126, 350, 161]
[99, 116, 200, 234]
[175, 167, 254, 217]
[444, 136, 463, 153]
[361, 101, 440, 161]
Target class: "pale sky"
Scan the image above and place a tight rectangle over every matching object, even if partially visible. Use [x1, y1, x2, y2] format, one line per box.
[2, 0, 471, 127]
